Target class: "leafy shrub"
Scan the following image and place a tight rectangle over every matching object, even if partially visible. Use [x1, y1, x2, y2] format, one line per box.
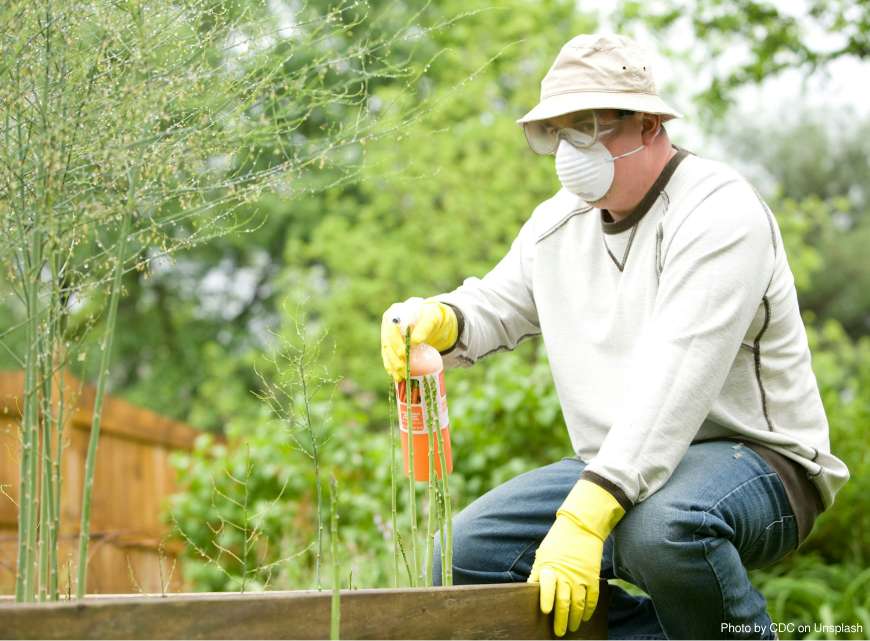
[751, 555, 870, 640]
[800, 319, 869, 567]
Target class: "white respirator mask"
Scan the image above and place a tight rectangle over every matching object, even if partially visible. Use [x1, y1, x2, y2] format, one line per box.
[554, 126, 658, 202]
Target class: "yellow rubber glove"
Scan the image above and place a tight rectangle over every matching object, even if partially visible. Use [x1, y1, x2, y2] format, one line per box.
[380, 299, 458, 380]
[528, 479, 626, 637]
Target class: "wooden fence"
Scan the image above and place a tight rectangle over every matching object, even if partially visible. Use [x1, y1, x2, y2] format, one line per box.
[0, 370, 211, 595]
[0, 582, 610, 639]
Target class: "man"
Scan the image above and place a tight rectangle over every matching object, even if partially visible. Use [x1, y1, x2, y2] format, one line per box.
[380, 34, 849, 639]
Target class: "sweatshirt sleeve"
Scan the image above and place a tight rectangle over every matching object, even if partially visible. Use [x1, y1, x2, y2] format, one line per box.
[582, 179, 776, 508]
[433, 216, 540, 368]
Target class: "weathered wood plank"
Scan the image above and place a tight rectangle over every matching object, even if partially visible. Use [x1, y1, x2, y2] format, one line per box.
[0, 582, 610, 640]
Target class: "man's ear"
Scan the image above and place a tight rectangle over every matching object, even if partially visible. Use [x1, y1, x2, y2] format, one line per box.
[640, 113, 662, 144]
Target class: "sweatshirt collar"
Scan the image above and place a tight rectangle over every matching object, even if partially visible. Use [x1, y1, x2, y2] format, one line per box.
[601, 146, 689, 235]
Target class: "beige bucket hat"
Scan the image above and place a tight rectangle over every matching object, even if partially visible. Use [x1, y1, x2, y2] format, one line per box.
[517, 34, 682, 124]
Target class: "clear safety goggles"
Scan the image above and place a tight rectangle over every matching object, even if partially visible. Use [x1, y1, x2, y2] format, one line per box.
[523, 110, 633, 155]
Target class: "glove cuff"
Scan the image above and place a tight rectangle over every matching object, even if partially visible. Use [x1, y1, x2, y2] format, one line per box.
[556, 478, 626, 540]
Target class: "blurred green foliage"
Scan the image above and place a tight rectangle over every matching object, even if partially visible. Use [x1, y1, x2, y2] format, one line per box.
[0, 0, 865, 636]
[749, 555, 870, 640]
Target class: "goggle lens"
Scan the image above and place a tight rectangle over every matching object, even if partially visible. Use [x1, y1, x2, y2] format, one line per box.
[523, 112, 627, 155]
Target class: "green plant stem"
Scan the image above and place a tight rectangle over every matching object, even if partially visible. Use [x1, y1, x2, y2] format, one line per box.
[240, 444, 251, 594]
[10, 59, 27, 603]
[439, 489, 448, 585]
[16, 226, 44, 602]
[16, 283, 34, 602]
[298, 342, 323, 590]
[430, 376, 453, 586]
[50, 341, 64, 600]
[329, 475, 340, 641]
[26, 0, 50, 605]
[76, 193, 132, 599]
[404, 329, 418, 587]
[48, 252, 62, 600]
[50, 352, 64, 600]
[38, 323, 55, 601]
[395, 531, 414, 586]
[388, 384, 400, 587]
[423, 374, 437, 586]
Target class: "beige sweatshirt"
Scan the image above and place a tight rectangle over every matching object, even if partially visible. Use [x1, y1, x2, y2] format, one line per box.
[435, 149, 849, 512]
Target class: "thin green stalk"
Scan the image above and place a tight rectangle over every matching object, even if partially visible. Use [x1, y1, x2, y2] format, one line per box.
[240, 444, 251, 594]
[10, 93, 28, 604]
[15, 281, 35, 601]
[423, 374, 437, 586]
[27, 240, 44, 601]
[428, 376, 453, 586]
[30, 0, 55, 602]
[297, 342, 323, 590]
[27, 298, 40, 599]
[387, 384, 400, 587]
[16, 229, 44, 602]
[47, 251, 63, 600]
[439, 486, 447, 585]
[50, 337, 65, 600]
[10, 52, 42, 602]
[329, 475, 340, 641]
[76, 191, 132, 599]
[429, 477, 447, 586]
[38, 323, 56, 602]
[422, 376, 443, 584]
[395, 531, 413, 586]
[404, 329, 418, 586]
[315, 473, 326, 586]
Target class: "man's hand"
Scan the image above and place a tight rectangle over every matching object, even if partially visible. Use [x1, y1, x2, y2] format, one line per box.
[528, 480, 625, 636]
[380, 298, 458, 380]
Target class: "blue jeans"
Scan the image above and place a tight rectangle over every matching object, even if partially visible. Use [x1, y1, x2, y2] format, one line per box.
[433, 440, 799, 639]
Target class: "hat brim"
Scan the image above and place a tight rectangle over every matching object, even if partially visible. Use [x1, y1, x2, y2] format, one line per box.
[517, 91, 682, 124]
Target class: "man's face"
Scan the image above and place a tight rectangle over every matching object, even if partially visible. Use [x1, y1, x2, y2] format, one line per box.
[540, 109, 658, 207]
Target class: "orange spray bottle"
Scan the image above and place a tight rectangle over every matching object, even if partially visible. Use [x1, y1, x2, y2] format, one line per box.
[394, 339, 454, 482]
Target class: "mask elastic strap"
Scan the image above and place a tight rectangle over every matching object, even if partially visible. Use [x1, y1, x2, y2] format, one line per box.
[610, 143, 645, 161]
[610, 123, 662, 162]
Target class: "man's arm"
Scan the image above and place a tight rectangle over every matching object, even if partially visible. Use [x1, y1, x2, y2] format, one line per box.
[582, 179, 777, 507]
[434, 215, 540, 367]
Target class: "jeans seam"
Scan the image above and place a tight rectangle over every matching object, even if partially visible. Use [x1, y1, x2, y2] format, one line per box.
[704, 471, 779, 513]
[507, 538, 543, 576]
[692, 510, 728, 628]
[453, 561, 515, 582]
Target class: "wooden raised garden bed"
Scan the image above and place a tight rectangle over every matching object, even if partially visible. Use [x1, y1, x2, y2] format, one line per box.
[0, 582, 609, 639]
